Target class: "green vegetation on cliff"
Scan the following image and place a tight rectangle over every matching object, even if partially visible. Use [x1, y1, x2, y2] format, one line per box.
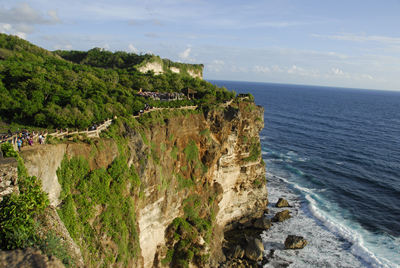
[0, 33, 264, 268]
[0, 143, 74, 266]
[0, 33, 234, 130]
[56, 155, 141, 267]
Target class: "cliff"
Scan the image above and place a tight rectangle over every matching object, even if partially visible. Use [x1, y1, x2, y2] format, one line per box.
[138, 61, 203, 79]
[19, 100, 267, 267]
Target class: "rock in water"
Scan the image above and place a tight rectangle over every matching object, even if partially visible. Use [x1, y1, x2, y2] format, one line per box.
[276, 198, 290, 207]
[273, 210, 291, 222]
[284, 235, 308, 249]
[245, 238, 264, 261]
[254, 217, 272, 229]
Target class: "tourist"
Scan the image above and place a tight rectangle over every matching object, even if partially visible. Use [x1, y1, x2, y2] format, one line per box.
[17, 138, 22, 152]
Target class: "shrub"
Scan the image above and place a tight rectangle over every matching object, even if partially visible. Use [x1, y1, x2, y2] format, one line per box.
[243, 137, 261, 162]
[0, 175, 50, 250]
[184, 140, 199, 164]
[1, 142, 18, 158]
[170, 146, 178, 160]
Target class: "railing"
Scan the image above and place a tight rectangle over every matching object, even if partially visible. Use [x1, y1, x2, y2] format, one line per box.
[0, 119, 113, 151]
[0, 105, 199, 150]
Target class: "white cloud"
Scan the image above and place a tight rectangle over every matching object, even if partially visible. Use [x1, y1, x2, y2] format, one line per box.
[128, 44, 138, 53]
[273, 65, 283, 72]
[145, 33, 157, 38]
[152, 19, 164, 26]
[253, 66, 270, 75]
[354, 74, 373, 80]
[0, 3, 61, 37]
[326, 68, 351, 79]
[353, 74, 386, 82]
[207, 60, 225, 73]
[0, 23, 13, 32]
[54, 44, 73, 50]
[178, 48, 191, 59]
[0, 3, 61, 25]
[287, 65, 319, 77]
[127, 19, 164, 26]
[311, 33, 400, 44]
[231, 66, 248, 73]
[102, 44, 110, 51]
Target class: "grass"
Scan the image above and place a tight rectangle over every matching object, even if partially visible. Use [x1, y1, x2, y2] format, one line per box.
[56, 154, 141, 267]
[184, 140, 199, 164]
[243, 137, 261, 162]
[170, 146, 178, 160]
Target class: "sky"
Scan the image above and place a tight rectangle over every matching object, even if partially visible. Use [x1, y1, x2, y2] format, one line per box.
[1, 0, 400, 91]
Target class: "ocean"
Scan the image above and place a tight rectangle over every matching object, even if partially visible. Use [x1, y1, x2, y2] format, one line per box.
[209, 80, 400, 268]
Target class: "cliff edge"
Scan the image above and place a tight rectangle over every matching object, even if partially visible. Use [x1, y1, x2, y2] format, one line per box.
[20, 99, 268, 267]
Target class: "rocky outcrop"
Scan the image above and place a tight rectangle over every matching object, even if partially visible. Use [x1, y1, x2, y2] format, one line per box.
[20, 100, 267, 267]
[284, 235, 308, 249]
[137, 61, 203, 79]
[273, 210, 291, 222]
[170, 67, 180, 74]
[22, 140, 118, 206]
[254, 217, 271, 230]
[245, 238, 264, 262]
[187, 69, 203, 79]
[0, 248, 65, 268]
[0, 157, 18, 202]
[138, 62, 164, 75]
[276, 198, 290, 208]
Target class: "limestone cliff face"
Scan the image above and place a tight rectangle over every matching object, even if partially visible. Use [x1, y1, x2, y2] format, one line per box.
[138, 62, 164, 75]
[22, 140, 119, 206]
[21, 101, 267, 267]
[137, 62, 204, 79]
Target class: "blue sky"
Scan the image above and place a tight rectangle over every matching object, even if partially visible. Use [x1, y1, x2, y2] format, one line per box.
[1, 0, 399, 90]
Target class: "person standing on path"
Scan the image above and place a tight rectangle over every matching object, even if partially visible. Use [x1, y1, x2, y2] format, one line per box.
[17, 138, 22, 152]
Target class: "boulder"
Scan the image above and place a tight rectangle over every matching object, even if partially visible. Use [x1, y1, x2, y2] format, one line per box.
[276, 198, 290, 208]
[240, 220, 253, 229]
[284, 235, 308, 249]
[273, 210, 291, 222]
[245, 238, 264, 262]
[254, 217, 272, 229]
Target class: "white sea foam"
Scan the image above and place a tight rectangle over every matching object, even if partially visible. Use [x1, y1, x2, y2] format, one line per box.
[305, 195, 394, 268]
[262, 170, 400, 268]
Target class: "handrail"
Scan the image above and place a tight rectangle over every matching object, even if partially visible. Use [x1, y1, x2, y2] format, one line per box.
[0, 104, 200, 149]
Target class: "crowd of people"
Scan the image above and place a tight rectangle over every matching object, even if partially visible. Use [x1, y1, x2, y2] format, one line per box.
[136, 91, 184, 101]
[1, 129, 46, 152]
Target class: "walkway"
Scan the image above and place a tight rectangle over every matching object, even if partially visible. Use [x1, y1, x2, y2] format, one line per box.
[0, 105, 199, 151]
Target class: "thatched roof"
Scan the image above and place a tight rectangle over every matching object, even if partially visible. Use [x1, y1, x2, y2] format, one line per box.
[181, 87, 197, 94]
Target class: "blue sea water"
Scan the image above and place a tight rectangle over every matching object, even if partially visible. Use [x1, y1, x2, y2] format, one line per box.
[209, 80, 400, 268]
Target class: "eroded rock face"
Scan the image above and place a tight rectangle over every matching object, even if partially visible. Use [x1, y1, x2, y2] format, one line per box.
[137, 62, 203, 79]
[22, 140, 119, 206]
[0, 248, 65, 268]
[284, 235, 308, 249]
[132, 102, 267, 267]
[0, 157, 18, 202]
[21, 101, 267, 268]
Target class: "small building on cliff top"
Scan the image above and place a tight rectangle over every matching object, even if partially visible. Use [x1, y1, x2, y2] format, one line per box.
[181, 87, 197, 99]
